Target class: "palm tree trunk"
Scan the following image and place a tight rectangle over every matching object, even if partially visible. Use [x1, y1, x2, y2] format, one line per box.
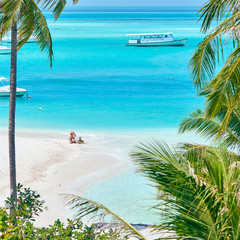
[9, 22, 17, 213]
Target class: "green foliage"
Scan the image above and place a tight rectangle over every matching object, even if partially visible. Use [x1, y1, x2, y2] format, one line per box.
[0, 208, 19, 239]
[5, 183, 44, 224]
[64, 195, 146, 240]
[14, 218, 120, 239]
[131, 140, 240, 239]
[181, 1, 240, 149]
[0, 185, 122, 239]
[179, 106, 240, 149]
[198, 0, 240, 33]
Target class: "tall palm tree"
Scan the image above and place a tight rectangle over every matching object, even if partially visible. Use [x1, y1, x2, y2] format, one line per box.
[0, 0, 79, 210]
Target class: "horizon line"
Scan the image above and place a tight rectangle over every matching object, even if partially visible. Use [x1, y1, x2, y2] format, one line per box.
[65, 6, 202, 8]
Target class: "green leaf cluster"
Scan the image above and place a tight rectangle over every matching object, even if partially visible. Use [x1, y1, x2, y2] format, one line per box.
[181, 1, 240, 149]
[131, 141, 240, 239]
[0, 185, 122, 239]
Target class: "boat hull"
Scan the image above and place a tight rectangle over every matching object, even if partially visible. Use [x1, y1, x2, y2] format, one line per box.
[2, 37, 36, 44]
[126, 38, 188, 47]
[0, 91, 27, 97]
[0, 86, 28, 97]
[2, 40, 35, 44]
[0, 49, 11, 54]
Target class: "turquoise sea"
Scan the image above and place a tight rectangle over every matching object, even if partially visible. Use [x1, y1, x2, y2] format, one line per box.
[0, 10, 209, 132]
[0, 9, 213, 224]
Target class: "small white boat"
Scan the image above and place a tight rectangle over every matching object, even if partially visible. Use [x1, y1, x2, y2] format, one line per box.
[2, 36, 36, 43]
[0, 44, 11, 54]
[0, 77, 28, 97]
[126, 33, 188, 47]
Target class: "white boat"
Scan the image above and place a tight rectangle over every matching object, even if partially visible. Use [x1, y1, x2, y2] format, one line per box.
[126, 33, 188, 47]
[0, 77, 28, 97]
[2, 36, 36, 43]
[0, 44, 11, 54]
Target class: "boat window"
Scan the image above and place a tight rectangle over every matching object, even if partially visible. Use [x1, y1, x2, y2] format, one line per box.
[165, 35, 169, 38]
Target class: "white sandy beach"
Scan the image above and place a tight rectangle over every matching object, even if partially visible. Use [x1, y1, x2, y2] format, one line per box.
[0, 129, 204, 239]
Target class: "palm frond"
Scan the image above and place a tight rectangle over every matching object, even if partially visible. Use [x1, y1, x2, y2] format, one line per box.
[0, 0, 54, 66]
[131, 140, 240, 239]
[36, 0, 79, 20]
[199, 0, 239, 33]
[179, 107, 240, 149]
[189, 12, 240, 90]
[179, 108, 222, 139]
[63, 195, 147, 240]
[18, 0, 53, 66]
[204, 47, 240, 122]
[131, 141, 221, 239]
[0, 0, 23, 38]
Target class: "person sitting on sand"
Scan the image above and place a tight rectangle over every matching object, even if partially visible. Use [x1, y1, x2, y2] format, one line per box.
[69, 131, 77, 144]
[78, 137, 85, 144]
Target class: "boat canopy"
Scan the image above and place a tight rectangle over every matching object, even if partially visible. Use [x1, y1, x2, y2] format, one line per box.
[0, 77, 8, 81]
[127, 33, 173, 36]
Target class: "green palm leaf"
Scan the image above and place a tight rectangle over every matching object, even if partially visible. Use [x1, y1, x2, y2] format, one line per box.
[179, 107, 240, 149]
[36, 0, 79, 20]
[14, 0, 53, 66]
[179, 108, 222, 139]
[203, 48, 240, 127]
[131, 141, 218, 239]
[0, 0, 23, 38]
[63, 195, 147, 240]
[131, 141, 240, 239]
[199, 0, 239, 33]
[189, 12, 240, 90]
[0, 0, 80, 65]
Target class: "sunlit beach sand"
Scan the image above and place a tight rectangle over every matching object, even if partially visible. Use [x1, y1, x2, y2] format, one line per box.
[0, 129, 204, 227]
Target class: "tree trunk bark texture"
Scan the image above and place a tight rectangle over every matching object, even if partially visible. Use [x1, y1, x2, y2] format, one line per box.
[9, 22, 18, 212]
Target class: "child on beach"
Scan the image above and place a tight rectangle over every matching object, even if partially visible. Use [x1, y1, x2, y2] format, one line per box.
[78, 137, 84, 144]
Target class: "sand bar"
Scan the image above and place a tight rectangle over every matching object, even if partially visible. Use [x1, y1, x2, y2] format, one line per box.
[0, 128, 204, 238]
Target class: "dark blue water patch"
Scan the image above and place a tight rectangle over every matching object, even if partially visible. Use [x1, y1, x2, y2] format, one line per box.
[47, 12, 202, 21]
[61, 6, 201, 13]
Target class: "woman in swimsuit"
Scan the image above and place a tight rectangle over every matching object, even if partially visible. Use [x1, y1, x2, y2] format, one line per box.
[69, 131, 77, 144]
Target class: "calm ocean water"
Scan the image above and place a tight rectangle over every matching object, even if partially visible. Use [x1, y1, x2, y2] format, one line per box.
[0, 11, 212, 224]
[0, 11, 208, 132]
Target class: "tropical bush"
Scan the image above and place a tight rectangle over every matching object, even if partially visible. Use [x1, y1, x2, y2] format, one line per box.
[0, 185, 122, 240]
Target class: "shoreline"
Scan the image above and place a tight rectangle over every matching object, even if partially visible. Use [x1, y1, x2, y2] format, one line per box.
[0, 128, 205, 226]
[0, 130, 135, 226]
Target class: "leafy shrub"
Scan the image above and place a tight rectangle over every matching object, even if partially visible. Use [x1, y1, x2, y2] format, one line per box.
[0, 185, 123, 239]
